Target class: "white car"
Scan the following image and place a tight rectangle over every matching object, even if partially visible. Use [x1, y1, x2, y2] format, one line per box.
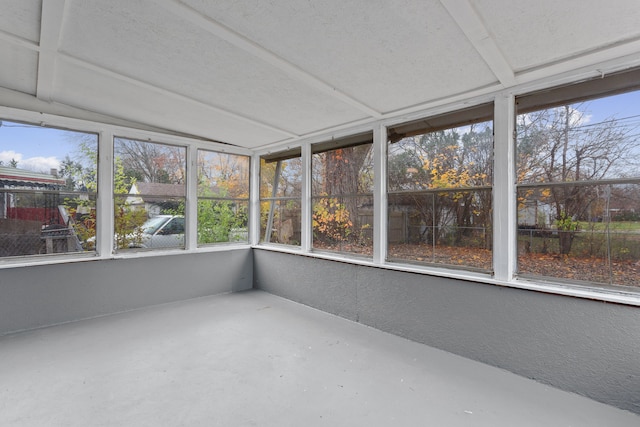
[86, 215, 185, 249]
[134, 215, 185, 249]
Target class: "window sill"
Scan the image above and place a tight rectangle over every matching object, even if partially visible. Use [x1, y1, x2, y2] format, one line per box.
[0, 252, 101, 270]
[0, 243, 252, 269]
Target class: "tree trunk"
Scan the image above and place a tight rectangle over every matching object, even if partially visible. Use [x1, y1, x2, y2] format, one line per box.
[323, 146, 371, 231]
[558, 230, 573, 255]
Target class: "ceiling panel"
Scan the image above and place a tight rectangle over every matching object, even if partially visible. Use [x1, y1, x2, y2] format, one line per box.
[181, 0, 500, 113]
[0, 0, 639, 150]
[0, 41, 38, 94]
[474, 0, 640, 73]
[53, 58, 291, 148]
[58, 0, 367, 137]
[0, 0, 41, 43]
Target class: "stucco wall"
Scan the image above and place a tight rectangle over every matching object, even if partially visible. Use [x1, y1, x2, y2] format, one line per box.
[253, 249, 640, 414]
[0, 249, 252, 335]
[3, 247, 638, 413]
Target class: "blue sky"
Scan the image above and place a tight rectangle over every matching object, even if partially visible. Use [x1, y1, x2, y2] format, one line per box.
[578, 90, 640, 126]
[2, 90, 640, 174]
[0, 121, 96, 173]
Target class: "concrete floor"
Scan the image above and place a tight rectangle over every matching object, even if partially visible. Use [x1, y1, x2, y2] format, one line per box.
[0, 290, 638, 427]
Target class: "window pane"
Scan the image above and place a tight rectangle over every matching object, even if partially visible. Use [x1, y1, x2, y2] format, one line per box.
[198, 151, 249, 198]
[311, 140, 374, 256]
[388, 122, 493, 191]
[387, 190, 492, 271]
[312, 143, 374, 197]
[114, 138, 186, 251]
[0, 120, 98, 258]
[312, 195, 373, 255]
[260, 156, 302, 245]
[197, 150, 249, 246]
[516, 90, 640, 288]
[197, 199, 248, 244]
[260, 157, 302, 198]
[516, 92, 640, 184]
[517, 183, 640, 288]
[387, 119, 493, 271]
[261, 199, 301, 245]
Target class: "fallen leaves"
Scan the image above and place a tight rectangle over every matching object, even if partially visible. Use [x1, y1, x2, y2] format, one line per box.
[518, 253, 638, 287]
[315, 242, 639, 288]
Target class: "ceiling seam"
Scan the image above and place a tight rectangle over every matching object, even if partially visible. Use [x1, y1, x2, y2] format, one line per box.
[253, 82, 508, 152]
[256, 44, 640, 154]
[58, 53, 300, 139]
[515, 38, 640, 84]
[0, 29, 39, 51]
[262, 117, 381, 148]
[0, 86, 235, 144]
[36, 0, 66, 102]
[440, 0, 515, 87]
[160, 0, 382, 119]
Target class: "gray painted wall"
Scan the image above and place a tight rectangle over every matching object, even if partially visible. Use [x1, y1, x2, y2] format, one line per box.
[253, 249, 640, 414]
[0, 249, 252, 335]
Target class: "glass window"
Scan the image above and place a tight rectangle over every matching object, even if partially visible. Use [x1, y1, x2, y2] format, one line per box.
[197, 150, 250, 245]
[312, 134, 374, 256]
[0, 120, 98, 258]
[260, 151, 302, 246]
[113, 137, 186, 251]
[387, 106, 493, 272]
[516, 90, 640, 288]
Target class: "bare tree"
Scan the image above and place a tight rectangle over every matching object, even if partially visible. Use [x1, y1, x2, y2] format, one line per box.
[114, 138, 185, 184]
[517, 103, 640, 254]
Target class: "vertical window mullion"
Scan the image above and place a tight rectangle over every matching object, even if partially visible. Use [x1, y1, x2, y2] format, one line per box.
[373, 124, 387, 265]
[301, 143, 312, 252]
[97, 129, 114, 258]
[250, 153, 261, 246]
[186, 146, 198, 250]
[493, 94, 517, 281]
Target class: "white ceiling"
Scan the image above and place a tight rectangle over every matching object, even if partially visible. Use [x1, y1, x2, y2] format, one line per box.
[1, 0, 640, 150]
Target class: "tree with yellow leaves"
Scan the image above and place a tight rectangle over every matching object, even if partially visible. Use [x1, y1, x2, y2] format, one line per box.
[389, 123, 493, 247]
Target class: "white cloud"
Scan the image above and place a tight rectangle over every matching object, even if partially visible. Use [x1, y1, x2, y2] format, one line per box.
[518, 106, 593, 129]
[556, 106, 592, 127]
[0, 151, 60, 173]
[0, 150, 23, 163]
[20, 156, 61, 173]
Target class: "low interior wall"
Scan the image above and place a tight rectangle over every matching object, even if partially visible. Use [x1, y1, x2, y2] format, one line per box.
[0, 248, 252, 335]
[4, 247, 638, 413]
[253, 248, 640, 414]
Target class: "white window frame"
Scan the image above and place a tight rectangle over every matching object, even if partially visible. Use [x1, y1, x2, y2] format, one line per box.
[257, 151, 303, 247]
[111, 136, 188, 253]
[309, 132, 375, 257]
[0, 106, 251, 269]
[196, 148, 251, 247]
[2, 64, 640, 306]
[253, 72, 640, 307]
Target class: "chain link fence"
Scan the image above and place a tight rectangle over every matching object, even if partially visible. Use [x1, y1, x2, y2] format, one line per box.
[0, 223, 83, 257]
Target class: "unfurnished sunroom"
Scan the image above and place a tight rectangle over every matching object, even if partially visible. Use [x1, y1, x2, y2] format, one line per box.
[1, 0, 640, 425]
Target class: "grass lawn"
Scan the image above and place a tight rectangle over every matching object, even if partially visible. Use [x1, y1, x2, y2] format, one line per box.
[583, 221, 640, 232]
